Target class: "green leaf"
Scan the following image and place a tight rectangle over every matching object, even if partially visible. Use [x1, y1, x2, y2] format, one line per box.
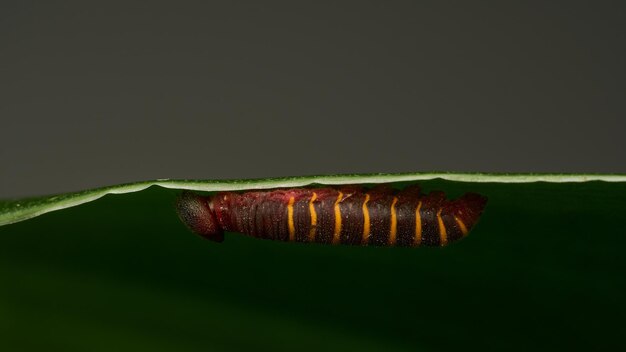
[1, 172, 625, 351]
[2, 172, 626, 226]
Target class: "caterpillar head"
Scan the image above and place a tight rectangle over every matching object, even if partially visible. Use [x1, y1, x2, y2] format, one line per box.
[176, 191, 224, 242]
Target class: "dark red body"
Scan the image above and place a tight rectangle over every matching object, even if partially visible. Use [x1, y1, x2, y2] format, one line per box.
[176, 185, 487, 247]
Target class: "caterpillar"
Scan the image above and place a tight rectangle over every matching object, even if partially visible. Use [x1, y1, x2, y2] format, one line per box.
[176, 185, 487, 247]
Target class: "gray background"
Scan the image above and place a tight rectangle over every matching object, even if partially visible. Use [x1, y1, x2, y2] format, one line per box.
[1, 1, 625, 198]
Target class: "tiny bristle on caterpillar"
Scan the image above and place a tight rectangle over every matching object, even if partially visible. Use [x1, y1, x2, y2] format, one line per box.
[175, 184, 487, 247]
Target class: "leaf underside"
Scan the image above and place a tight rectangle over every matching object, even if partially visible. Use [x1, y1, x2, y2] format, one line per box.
[1, 172, 625, 350]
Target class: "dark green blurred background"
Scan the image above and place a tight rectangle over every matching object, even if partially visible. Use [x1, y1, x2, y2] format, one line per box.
[1, 180, 624, 351]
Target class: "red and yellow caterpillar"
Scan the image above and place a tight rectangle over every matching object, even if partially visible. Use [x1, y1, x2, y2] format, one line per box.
[176, 185, 487, 247]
